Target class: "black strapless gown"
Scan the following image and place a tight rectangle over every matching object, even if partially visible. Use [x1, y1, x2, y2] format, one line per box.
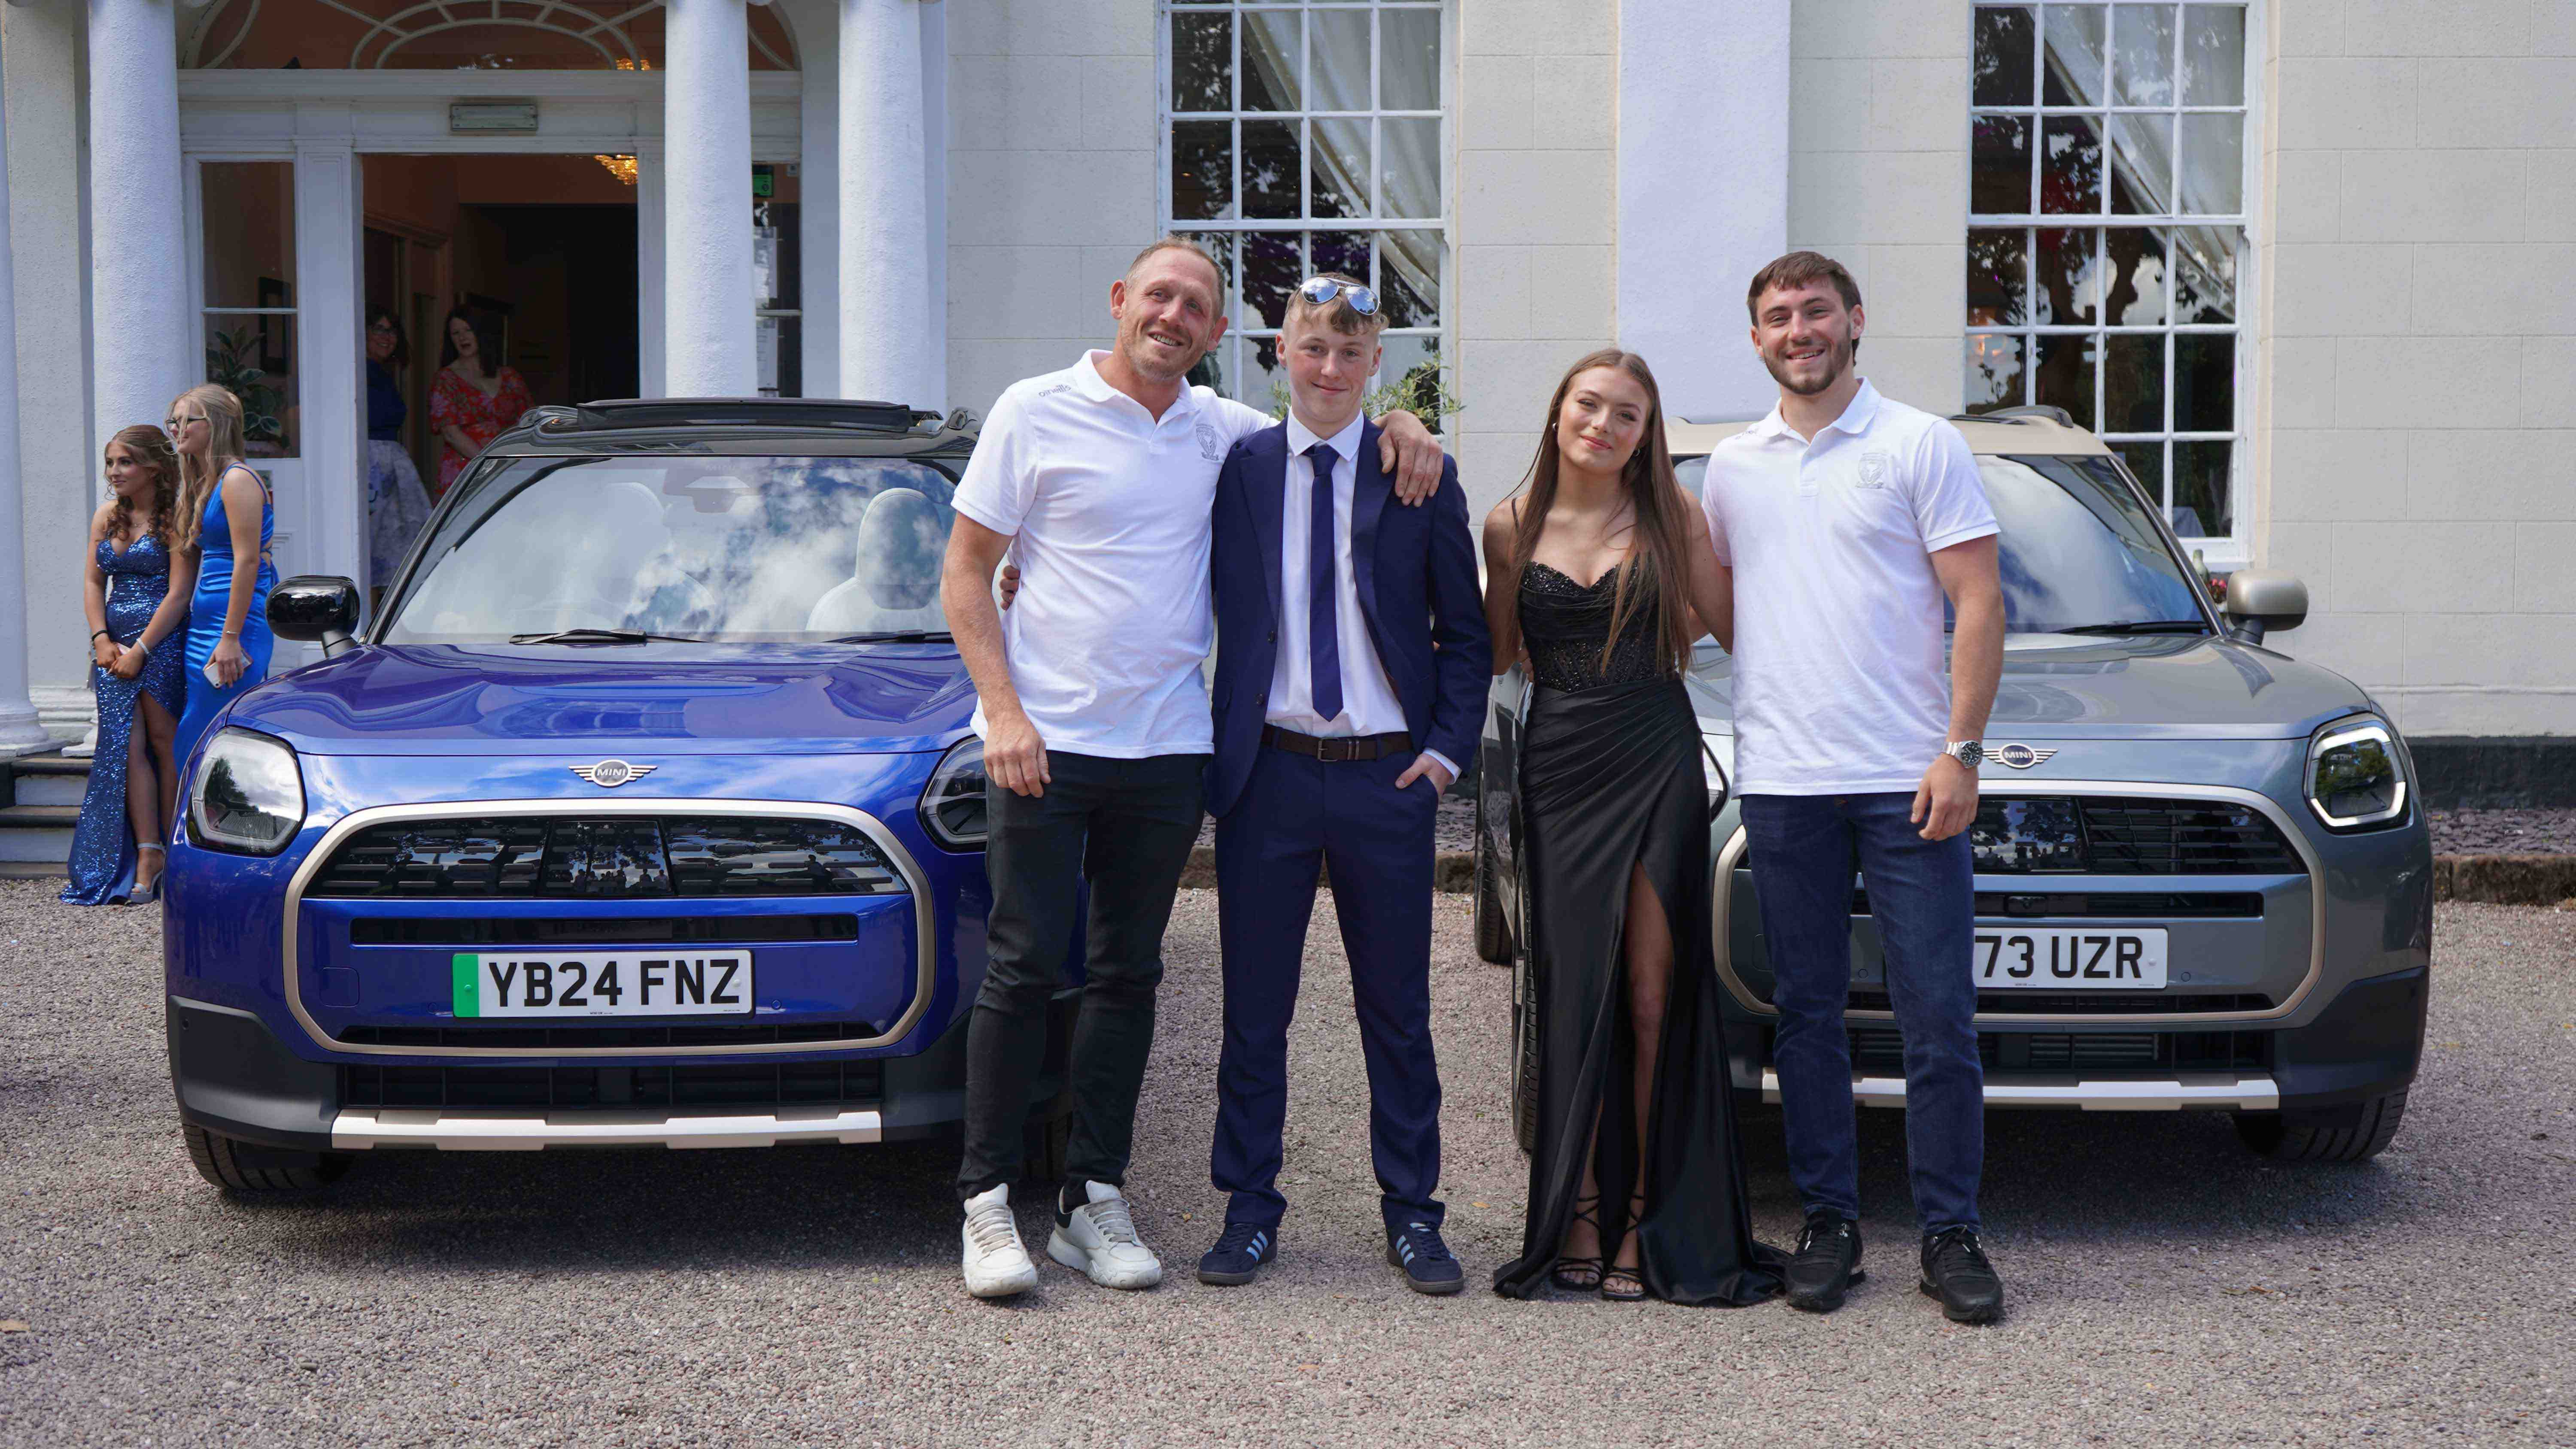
[1492, 563, 1783, 1304]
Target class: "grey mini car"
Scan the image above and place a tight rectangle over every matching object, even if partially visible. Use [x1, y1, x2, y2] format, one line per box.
[1476, 407, 2430, 1164]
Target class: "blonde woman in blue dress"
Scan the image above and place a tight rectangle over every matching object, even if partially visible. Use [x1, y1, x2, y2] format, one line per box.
[168, 384, 278, 770]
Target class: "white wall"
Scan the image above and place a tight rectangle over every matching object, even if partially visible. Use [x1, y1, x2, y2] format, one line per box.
[2256, 2, 2576, 737]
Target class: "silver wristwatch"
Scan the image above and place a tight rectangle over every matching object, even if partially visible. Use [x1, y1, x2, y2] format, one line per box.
[1942, 740, 1984, 770]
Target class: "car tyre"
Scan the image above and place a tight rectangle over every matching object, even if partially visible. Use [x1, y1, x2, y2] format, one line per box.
[1473, 789, 1513, 967]
[182, 1122, 353, 1196]
[2232, 1090, 2408, 1163]
[1020, 1112, 1072, 1186]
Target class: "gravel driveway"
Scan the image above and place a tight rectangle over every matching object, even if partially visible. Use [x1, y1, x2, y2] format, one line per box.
[3, 883, 2571, 1446]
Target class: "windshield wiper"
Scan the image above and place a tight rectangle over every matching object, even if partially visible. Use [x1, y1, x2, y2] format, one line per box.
[507, 628, 703, 645]
[2055, 619, 2211, 636]
[827, 630, 954, 644]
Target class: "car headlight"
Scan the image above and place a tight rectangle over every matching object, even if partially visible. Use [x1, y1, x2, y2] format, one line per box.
[189, 727, 307, 855]
[919, 736, 988, 850]
[2306, 718, 2409, 831]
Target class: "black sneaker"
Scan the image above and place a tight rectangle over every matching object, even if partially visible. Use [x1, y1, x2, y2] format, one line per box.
[1386, 1221, 1464, 1295]
[1919, 1227, 2005, 1325]
[1196, 1222, 1278, 1287]
[1784, 1211, 1864, 1313]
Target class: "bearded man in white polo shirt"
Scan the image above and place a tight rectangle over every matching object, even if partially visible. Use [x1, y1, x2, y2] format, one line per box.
[1701, 251, 2010, 1325]
[938, 238, 1446, 1300]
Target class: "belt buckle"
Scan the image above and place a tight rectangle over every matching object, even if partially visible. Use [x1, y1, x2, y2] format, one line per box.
[1316, 735, 1353, 763]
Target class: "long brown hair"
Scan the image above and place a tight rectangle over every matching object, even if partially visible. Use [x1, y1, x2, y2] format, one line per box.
[104, 425, 179, 549]
[170, 384, 249, 554]
[1498, 349, 1694, 677]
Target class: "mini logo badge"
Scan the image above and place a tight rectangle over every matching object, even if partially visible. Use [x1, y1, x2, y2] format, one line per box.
[1856, 451, 1894, 488]
[1992, 743, 2057, 770]
[571, 759, 656, 788]
[1196, 421, 1225, 461]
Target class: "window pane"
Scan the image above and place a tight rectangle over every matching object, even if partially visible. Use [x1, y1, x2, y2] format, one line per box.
[2114, 441, 2167, 509]
[1312, 117, 1369, 219]
[1973, 115, 2033, 215]
[1245, 333, 1291, 415]
[1311, 7, 1370, 111]
[1242, 119, 1302, 219]
[2180, 4, 2246, 105]
[2042, 115, 2104, 214]
[1381, 228, 1441, 327]
[2172, 224, 2236, 322]
[1376, 332, 1450, 427]
[1380, 8, 1441, 110]
[1172, 121, 1234, 221]
[1381, 117, 1440, 219]
[2102, 333, 2164, 432]
[2111, 4, 2175, 105]
[2172, 439, 2233, 536]
[1187, 334, 1233, 397]
[2103, 225, 2169, 325]
[2178, 113, 2244, 214]
[1243, 230, 1301, 328]
[2033, 332, 2097, 429]
[1179, 231, 1239, 325]
[1312, 229, 1370, 286]
[200, 162, 295, 309]
[1967, 228, 2028, 325]
[1973, 6, 2036, 107]
[2035, 227, 2100, 324]
[1170, 12, 1233, 112]
[2173, 331, 2234, 431]
[204, 314, 296, 457]
[1963, 333, 2028, 413]
[2042, 4, 2106, 106]
[2108, 113, 2173, 215]
[1242, 9, 1300, 111]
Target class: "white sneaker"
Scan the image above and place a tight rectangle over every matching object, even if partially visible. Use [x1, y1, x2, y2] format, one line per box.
[960, 1184, 1039, 1299]
[1046, 1180, 1165, 1290]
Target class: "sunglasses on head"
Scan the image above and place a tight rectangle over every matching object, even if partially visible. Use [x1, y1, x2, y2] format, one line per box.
[1297, 276, 1378, 317]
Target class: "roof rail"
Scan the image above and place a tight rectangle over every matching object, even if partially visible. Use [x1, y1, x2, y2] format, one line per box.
[534, 397, 945, 434]
[1950, 404, 2077, 427]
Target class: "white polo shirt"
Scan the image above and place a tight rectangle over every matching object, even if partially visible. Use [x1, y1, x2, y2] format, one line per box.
[952, 350, 1270, 758]
[1701, 380, 1998, 795]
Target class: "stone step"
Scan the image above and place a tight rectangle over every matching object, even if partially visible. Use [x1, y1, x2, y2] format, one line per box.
[0, 860, 69, 882]
[0, 804, 80, 863]
[6, 755, 93, 808]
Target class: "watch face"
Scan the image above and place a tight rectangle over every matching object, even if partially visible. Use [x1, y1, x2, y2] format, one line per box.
[1953, 741, 1984, 767]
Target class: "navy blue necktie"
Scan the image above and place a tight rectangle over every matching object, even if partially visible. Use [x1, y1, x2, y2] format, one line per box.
[1304, 442, 1345, 723]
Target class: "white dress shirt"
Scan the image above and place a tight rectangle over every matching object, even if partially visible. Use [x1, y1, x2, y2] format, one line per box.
[1267, 410, 1456, 779]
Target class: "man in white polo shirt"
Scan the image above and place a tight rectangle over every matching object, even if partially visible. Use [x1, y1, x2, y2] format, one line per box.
[1701, 251, 2010, 1325]
[937, 237, 1444, 1300]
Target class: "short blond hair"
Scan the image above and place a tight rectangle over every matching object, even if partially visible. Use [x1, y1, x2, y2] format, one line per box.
[1281, 272, 1385, 340]
[1126, 235, 1224, 291]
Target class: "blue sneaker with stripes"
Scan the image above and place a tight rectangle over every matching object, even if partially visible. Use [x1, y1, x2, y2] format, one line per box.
[1197, 1222, 1278, 1286]
[1386, 1221, 1464, 1295]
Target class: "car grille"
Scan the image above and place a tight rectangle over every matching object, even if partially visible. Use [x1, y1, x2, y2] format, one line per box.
[339, 1058, 885, 1111]
[1846, 989, 2274, 1014]
[307, 816, 905, 898]
[1841, 891, 2265, 918]
[1965, 797, 2303, 875]
[347, 914, 860, 946]
[337, 1020, 887, 1048]
[1846, 1027, 2269, 1074]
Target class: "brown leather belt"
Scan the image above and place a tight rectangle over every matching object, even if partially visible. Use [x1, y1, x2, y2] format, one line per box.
[1261, 726, 1413, 763]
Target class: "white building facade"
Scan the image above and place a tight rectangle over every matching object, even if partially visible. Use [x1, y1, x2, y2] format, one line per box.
[4, 0, 2571, 740]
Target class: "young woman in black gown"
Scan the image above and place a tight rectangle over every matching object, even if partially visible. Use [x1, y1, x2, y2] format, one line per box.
[1483, 350, 1783, 1305]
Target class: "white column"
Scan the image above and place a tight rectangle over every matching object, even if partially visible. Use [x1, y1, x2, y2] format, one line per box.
[1615, 0, 1788, 421]
[635, 142, 667, 396]
[839, 0, 933, 409]
[86, 0, 191, 454]
[778, 0, 840, 399]
[662, 0, 758, 395]
[0, 62, 55, 752]
[292, 134, 365, 589]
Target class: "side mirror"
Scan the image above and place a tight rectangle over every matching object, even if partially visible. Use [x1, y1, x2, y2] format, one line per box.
[2221, 567, 2307, 646]
[268, 575, 364, 656]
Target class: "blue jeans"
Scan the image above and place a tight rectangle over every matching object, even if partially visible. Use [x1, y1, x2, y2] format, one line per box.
[1740, 792, 1981, 1235]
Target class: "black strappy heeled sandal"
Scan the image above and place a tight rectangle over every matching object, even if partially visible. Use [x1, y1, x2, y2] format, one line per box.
[1601, 1192, 1648, 1301]
[1552, 1192, 1605, 1292]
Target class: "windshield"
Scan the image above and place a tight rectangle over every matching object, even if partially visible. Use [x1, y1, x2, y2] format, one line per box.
[1671, 451, 2207, 635]
[383, 455, 960, 643]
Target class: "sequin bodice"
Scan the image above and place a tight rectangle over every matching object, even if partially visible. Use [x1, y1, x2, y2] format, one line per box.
[96, 534, 174, 628]
[1518, 561, 1668, 692]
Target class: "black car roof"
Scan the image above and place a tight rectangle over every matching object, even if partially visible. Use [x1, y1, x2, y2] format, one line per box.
[483, 397, 979, 458]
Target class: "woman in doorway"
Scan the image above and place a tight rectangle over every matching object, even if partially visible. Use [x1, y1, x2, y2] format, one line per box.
[62, 426, 194, 905]
[1485, 350, 1782, 1306]
[428, 306, 532, 497]
[169, 385, 278, 771]
[364, 307, 433, 592]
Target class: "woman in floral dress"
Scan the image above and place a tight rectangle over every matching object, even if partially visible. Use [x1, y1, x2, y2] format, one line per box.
[428, 307, 532, 497]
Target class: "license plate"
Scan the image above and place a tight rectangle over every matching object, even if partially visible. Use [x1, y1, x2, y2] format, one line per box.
[451, 951, 755, 1018]
[1973, 929, 2167, 989]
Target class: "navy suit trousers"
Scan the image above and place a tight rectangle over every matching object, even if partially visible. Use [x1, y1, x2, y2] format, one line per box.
[1211, 745, 1445, 1233]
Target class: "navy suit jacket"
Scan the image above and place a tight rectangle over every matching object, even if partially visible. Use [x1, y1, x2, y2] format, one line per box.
[1206, 419, 1492, 819]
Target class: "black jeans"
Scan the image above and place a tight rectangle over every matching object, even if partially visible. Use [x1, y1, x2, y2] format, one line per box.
[955, 749, 1209, 1202]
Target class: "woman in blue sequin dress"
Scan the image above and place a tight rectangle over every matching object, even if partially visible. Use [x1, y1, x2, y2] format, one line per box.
[170, 385, 278, 773]
[62, 425, 194, 905]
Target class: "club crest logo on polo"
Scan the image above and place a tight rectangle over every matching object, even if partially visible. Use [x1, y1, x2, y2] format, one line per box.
[1857, 451, 1894, 487]
[1197, 421, 1225, 461]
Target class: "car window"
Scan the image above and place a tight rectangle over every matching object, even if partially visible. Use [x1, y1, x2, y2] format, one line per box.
[383, 455, 960, 643]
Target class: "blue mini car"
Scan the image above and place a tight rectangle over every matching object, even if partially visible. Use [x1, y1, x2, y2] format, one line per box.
[164, 398, 1073, 1194]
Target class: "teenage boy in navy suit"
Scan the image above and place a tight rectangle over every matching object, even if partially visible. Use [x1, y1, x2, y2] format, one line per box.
[1194, 275, 1491, 1293]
